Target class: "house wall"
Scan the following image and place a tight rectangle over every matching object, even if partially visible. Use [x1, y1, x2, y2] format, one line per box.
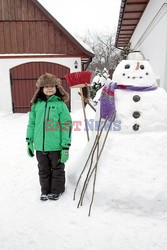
[130, 0, 167, 89]
[0, 0, 83, 55]
[0, 56, 82, 113]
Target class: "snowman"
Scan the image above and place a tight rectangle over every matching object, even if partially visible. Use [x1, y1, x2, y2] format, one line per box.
[110, 58, 167, 133]
[71, 55, 167, 214]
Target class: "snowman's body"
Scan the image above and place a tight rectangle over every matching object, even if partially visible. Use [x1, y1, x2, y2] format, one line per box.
[114, 87, 167, 133]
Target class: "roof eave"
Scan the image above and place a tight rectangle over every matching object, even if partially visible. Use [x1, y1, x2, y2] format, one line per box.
[115, 0, 150, 48]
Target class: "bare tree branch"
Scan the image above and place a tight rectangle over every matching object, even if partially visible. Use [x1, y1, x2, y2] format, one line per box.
[77, 30, 120, 73]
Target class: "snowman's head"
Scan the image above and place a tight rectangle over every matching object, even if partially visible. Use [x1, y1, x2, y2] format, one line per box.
[112, 60, 157, 87]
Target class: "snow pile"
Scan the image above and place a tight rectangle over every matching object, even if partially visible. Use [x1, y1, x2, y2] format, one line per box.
[69, 105, 167, 216]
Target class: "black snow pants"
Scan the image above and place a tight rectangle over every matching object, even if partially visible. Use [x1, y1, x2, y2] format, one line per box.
[36, 151, 65, 195]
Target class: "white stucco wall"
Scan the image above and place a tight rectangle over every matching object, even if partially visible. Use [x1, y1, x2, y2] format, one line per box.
[130, 0, 167, 89]
[0, 56, 82, 113]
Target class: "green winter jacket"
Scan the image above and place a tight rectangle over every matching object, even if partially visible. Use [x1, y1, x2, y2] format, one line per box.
[26, 95, 72, 151]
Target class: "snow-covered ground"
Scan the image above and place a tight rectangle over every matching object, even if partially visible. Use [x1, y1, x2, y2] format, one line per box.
[0, 108, 167, 250]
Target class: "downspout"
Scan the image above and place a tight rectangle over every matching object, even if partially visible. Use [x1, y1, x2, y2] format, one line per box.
[164, 35, 167, 90]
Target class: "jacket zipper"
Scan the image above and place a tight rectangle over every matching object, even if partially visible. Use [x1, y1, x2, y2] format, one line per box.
[69, 125, 72, 139]
[47, 107, 51, 121]
[43, 102, 48, 152]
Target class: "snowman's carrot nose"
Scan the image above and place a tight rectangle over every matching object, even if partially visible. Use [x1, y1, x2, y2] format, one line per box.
[135, 62, 140, 70]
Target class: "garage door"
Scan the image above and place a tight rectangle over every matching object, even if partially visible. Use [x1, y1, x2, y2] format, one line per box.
[10, 62, 70, 113]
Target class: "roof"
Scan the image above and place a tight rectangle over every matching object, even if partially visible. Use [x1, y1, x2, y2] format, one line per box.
[115, 0, 150, 48]
[32, 0, 94, 58]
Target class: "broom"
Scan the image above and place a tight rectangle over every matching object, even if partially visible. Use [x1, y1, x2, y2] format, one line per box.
[65, 71, 92, 88]
[65, 71, 92, 141]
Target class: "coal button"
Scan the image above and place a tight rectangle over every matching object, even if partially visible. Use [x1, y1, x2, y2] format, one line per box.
[133, 111, 140, 119]
[133, 95, 140, 102]
[133, 124, 140, 131]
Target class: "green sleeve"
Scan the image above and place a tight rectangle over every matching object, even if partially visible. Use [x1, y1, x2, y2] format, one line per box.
[26, 104, 36, 142]
[59, 102, 72, 148]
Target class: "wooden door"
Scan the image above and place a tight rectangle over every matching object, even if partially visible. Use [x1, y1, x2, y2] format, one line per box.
[10, 61, 70, 113]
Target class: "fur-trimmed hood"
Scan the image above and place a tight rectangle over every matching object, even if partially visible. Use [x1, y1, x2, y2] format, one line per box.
[31, 73, 69, 103]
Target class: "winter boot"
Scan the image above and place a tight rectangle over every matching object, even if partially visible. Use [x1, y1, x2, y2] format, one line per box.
[40, 194, 49, 201]
[48, 193, 63, 200]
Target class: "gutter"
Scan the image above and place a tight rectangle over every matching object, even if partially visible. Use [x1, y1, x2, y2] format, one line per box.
[115, 0, 127, 49]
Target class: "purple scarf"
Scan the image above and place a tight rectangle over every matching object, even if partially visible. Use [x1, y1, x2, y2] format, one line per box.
[100, 82, 157, 120]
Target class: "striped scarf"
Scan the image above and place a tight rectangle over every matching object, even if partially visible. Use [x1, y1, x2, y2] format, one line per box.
[100, 82, 158, 120]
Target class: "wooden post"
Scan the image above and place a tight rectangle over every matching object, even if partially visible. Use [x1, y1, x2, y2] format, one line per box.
[80, 87, 89, 141]
[78, 92, 96, 112]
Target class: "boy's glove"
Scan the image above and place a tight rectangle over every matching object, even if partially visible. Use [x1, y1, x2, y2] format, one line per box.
[27, 142, 34, 157]
[60, 148, 69, 163]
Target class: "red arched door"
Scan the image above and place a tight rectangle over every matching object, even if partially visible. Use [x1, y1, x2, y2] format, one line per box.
[10, 61, 70, 113]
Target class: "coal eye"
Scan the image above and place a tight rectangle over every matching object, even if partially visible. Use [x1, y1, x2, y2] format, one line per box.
[125, 64, 130, 69]
[146, 72, 149, 75]
[123, 73, 125, 76]
[140, 65, 144, 70]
